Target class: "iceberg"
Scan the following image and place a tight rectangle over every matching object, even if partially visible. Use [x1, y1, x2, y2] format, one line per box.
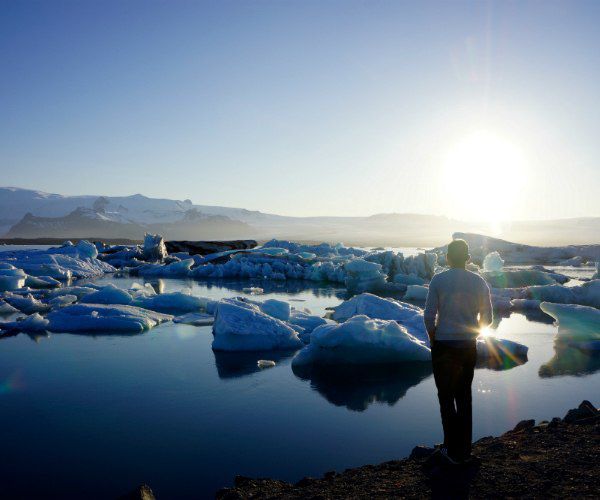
[483, 251, 504, 272]
[540, 302, 600, 341]
[0, 241, 115, 279]
[46, 303, 172, 333]
[484, 269, 558, 288]
[0, 313, 49, 333]
[526, 280, 600, 308]
[48, 294, 78, 308]
[80, 284, 133, 305]
[288, 310, 333, 343]
[173, 312, 215, 326]
[135, 258, 194, 278]
[259, 299, 291, 321]
[0, 300, 19, 315]
[0, 265, 27, 292]
[331, 293, 428, 344]
[292, 315, 431, 366]
[404, 285, 429, 301]
[24, 275, 61, 289]
[344, 259, 388, 293]
[142, 233, 167, 261]
[212, 300, 303, 351]
[3, 292, 50, 314]
[132, 292, 206, 314]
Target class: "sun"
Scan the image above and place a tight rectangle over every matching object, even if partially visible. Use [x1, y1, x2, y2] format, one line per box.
[441, 131, 528, 224]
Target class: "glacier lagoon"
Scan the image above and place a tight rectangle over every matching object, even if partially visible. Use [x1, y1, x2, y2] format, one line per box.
[0, 272, 599, 499]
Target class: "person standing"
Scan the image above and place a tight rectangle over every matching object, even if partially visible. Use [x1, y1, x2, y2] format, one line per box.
[424, 239, 493, 464]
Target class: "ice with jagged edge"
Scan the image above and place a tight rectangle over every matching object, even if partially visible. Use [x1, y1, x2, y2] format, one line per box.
[212, 299, 303, 351]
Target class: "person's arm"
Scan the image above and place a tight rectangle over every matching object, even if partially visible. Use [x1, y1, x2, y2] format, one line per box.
[479, 280, 493, 329]
[424, 278, 438, 342]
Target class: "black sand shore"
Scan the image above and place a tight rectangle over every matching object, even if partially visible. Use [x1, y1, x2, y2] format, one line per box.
[215, 400, 599, 499]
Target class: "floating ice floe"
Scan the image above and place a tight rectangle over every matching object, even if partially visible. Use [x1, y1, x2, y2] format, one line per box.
[131, 291, 207, 314]
[288, 310, 333, 343]
[0, 264, 27, 292]
[292, 315, 431, 366]
[331, 293, 428, 344]
[526, 280, 600, 308]
[0, 300, 19, 315]
[212, 300, 303, 351]
[0, 240, 115, 279]
[80, 284, 133, 305]
[404, 285, 429, 301]
[483, 269, 558, 288]
[483, 252, 504, 272]
[3, 292, 50, 314]
[48, 294, 78, 308]
[540, 302, 600, 341]
[45, 303, 172, 333]
[173, 312, 215, 326]
[142, 233, 168, 261]
[259, 299, 291, 321]
[24, 275, 61, 289]
[257, 359, 276, 369]
[0, 313, 50, 333]
[242, 287, 264, 295]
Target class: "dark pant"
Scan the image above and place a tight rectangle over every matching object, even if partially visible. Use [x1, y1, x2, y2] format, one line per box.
[431, 340, 477, 461]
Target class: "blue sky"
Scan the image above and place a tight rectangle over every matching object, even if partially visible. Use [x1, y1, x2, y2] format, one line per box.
[1, 0, 599, 220]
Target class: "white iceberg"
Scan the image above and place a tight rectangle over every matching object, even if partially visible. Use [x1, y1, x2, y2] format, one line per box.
[132, 292, 206, 314]
[136, 258, 194, 278]
[483, 252, 504, 272]
[292, 315, 431, 366]
[48, 294, 78, 308]
[46, 303, 172, 333]
[331, 293, 428, 343]
[173, 312, 215, 326]
[212, 300, 303, 351]
[0, 264, 27, 292]
[0, 241, 114, 279]
[3, 292, 50, 314]
[80, 284, 133, 305]
[540, 302, 600, 341]
[526, 280, 600, 308]
[0, 313, 50, 333]
[288, 310, 333, 343]
[142, 233, 167, 261]
[259, 299, 291, 321]
[344, 259, 387, 292]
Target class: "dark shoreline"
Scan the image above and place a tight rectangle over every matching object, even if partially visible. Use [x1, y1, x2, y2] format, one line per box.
[215, 400, 599, 499]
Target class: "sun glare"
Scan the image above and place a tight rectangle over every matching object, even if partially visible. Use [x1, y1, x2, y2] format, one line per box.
[442, 131, 527, 225]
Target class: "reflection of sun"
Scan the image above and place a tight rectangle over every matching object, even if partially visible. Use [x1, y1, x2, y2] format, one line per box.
[442, 131, 527, 224]
[479, 326, 493, 337]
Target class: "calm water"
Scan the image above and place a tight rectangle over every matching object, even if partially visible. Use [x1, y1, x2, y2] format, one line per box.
[1, 275, 599, 498]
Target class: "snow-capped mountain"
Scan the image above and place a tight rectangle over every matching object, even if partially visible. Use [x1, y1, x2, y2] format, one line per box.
[1, 187, 599, 245]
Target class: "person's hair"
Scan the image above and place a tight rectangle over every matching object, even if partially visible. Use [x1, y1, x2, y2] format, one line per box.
[447, 239, 469, 266]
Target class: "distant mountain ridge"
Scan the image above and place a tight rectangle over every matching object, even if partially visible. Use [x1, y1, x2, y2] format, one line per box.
[1, 187, 598, 246]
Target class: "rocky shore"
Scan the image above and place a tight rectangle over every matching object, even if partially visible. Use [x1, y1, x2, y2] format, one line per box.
[216, 400, 599, 499]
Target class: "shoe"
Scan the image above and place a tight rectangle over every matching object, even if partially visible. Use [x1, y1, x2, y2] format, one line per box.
[423, 447, 460, 467]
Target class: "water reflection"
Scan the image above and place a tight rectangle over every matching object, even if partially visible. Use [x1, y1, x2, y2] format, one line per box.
[292, 362, 433, 411]
[539, 342, 600, 377]
[213, 350, 298, 378]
